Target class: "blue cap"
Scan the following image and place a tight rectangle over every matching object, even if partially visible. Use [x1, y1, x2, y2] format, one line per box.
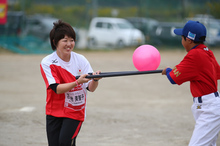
[174, 20, 206, 42]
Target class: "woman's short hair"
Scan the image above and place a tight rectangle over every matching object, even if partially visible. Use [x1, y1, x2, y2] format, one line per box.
[50, 20, 76, 50]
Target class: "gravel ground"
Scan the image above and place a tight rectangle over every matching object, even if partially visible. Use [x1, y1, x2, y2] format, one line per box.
[1, 48, 220, 146]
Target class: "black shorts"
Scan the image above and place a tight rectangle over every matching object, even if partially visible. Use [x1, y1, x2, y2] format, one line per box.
[46, 115, 82, 146]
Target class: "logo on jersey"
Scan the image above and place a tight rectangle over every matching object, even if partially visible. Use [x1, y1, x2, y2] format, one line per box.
[173, 67, 181, 77]
[197, 105, 202, 109]
[204, 47, 209, 51]
[52, 59, 58, 64]
[187, 31, 196, 40]
[78, 69, 82, 75]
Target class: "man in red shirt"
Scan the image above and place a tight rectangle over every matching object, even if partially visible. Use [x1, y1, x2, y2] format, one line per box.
[162, 20, 220, 146]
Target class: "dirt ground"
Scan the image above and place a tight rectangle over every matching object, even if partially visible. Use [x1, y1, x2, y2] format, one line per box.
[1, 48, 220, 146]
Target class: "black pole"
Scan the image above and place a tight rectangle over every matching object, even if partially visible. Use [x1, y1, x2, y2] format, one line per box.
[75, 69, 163, 79]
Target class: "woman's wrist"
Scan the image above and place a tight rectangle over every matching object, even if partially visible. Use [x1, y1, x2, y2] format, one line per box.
[75, 80, 79, 86]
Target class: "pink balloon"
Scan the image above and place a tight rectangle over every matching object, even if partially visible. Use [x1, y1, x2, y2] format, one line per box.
[132, 45, 161, 71]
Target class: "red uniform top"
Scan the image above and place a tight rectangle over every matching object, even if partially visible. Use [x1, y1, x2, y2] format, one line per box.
[168, 44, 220, 97]
[40, 52, 93, 121]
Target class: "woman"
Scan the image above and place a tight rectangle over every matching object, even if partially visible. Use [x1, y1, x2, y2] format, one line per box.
[40, 20, 101, 146]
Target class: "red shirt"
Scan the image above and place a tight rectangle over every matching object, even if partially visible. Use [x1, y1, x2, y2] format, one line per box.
[169, 44, 220, 97]
[40, 52, 93, 121]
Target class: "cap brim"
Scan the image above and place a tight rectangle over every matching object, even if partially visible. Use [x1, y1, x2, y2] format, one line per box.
[174, 28, 183, 35]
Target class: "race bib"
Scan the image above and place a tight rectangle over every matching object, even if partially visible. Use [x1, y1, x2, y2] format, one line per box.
[64, 89, 86, 111]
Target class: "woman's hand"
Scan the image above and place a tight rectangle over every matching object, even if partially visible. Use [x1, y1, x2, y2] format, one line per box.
[92, 70, 102, 82]
[87, 70, 102, 92]
[77, 74, 91, 84]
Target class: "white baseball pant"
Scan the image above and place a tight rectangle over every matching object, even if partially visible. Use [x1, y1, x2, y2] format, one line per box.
[189, 92, 220, 146]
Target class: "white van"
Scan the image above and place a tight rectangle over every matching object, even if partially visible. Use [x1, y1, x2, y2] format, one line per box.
[87, 17, 145, 49]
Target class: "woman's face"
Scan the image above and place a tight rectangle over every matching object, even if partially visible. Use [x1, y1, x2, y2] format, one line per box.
[56, 35, 75, 58]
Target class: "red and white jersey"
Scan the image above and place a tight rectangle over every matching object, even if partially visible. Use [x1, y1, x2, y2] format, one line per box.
[169, 44, 220, 97]
[40, 51, 93, 121]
